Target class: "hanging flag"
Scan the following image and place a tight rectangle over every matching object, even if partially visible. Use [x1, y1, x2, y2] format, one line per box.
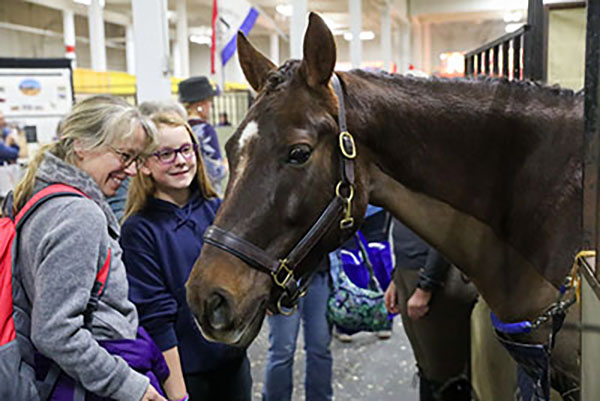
[211, 0, 218, 74]
[218, 0, 259, 67]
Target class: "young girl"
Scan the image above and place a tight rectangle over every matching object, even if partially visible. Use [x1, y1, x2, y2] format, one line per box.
[121, 113, 251, 401]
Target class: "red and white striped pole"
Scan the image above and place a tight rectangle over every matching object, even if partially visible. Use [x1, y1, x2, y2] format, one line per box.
[63, 10, 77, 68]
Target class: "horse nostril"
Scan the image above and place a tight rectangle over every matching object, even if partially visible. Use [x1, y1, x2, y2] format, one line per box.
[206, 291, 232, 331]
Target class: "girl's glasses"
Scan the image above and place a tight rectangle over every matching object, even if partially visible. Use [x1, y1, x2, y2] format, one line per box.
[153, 143, 198, 165]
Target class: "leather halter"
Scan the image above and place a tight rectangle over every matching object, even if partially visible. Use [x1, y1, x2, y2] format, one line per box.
[203, 73, 357, 315]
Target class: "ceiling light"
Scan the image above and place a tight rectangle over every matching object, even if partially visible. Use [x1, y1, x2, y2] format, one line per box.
[190, 35, 211, 45]
[73, 0, 105, 7]
[343, 31, 375, 41]
[276, 4, 293, 17]
[505, 23, 523, 33]
[360, 31, 375, 40]
[503, 11, 523, 23]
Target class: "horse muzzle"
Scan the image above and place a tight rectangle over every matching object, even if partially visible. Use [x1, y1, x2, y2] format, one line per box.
[186, 248, 272, 347]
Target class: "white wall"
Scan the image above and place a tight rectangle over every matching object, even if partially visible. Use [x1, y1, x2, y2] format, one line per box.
[410, 0, 527, 16]
[0, 0, 126, 71]
[429, 19, 506, 74]
[1, 0, 526, 83]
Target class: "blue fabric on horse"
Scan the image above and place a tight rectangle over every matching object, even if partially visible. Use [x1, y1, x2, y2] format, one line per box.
[495, 334, 551, 401]
[490, 311, 533, 334]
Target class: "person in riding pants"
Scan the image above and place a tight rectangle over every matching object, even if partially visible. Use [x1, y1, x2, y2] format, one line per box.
[121, 113, 252, 401]
[384, 218, 477, 401]
[11, 95, 167, 401]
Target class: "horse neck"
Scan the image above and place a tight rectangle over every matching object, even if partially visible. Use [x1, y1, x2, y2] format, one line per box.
[345, 73, 581, 322]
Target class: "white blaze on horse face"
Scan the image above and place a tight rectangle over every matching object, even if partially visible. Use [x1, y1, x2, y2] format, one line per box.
[231, 120, 259, 188]
[238, 120, 259, 150]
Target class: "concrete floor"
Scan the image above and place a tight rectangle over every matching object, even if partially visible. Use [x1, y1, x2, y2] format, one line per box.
[248, 318, 419, 401]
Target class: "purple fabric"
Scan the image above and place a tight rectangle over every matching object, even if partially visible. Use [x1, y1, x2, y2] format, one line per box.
[340, 232, 393, 291]
[42, 327, 169, 400]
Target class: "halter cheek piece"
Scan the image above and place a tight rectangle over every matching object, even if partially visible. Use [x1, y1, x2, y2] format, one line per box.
[203, 73, 356, 315]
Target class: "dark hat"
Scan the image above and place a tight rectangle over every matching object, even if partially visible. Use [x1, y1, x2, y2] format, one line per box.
[178, 76, 218, 103]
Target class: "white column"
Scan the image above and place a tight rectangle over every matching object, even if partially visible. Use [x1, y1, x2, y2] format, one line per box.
[176, 0, 189, 78]
[88, 0, 107, 71]
[349, 0, 362, 69]
[290, 0, 307, 59]
[380, 1, 391, 72]
[173, 41, 181, 78]
[131, 0, 171, 102]
[63, 10, 76, 68]
[125, 25, 135, 75]
[269, 33, 279, 65]
[423, 21, 431, 74]
[410, 17, 422, 71]
[399, 22, 411, 73]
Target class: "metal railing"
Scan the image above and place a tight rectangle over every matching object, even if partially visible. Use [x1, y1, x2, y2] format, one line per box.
[464, 25, 529, 80]
[465, 0, 545, 82]
[210, 90, 252, 128]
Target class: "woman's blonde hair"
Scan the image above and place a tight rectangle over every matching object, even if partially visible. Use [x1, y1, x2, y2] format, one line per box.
[123, 112, 218, 221]
[13, 94, 158, 212]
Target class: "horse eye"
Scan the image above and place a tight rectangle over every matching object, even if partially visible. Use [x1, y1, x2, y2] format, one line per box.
[287, 145, 312, 165]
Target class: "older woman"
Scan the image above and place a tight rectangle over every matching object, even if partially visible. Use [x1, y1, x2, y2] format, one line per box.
[11, 95, 167, 401]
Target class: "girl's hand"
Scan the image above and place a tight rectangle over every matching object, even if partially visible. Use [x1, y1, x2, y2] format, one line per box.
[141, 384, 167, 401]
[384, 281, 400, 314]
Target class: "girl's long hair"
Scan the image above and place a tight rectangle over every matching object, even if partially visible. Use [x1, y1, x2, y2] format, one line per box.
[13, 95, 157, 212]
[123, 112, 218, 221]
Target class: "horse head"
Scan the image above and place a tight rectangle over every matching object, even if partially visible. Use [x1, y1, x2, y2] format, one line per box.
[186, 13, 369, 346]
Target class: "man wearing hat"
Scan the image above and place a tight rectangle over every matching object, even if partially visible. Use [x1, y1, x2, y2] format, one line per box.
[178, 76, 227, 193]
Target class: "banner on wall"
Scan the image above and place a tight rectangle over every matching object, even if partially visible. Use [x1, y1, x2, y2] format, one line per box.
[213, 0, 259, 70]
[0, 58, 73, 153]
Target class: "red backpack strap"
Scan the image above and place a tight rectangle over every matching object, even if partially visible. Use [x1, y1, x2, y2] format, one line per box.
[14, 184, 86, 228]
[14, 184, 111, 328]
[84, 248, 111, 329]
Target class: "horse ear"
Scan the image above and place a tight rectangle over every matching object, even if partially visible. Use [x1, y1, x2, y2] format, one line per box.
[237, 32, 277, 92]
[301, 12, 336, 88]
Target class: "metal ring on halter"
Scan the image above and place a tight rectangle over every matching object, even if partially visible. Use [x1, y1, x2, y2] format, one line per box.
[338, 131, 357, 159]
[277, 292, 298, 316]
[335, 181, 354, 202]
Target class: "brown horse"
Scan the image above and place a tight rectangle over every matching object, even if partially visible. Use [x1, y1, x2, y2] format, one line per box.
[186, 13, 582, 399]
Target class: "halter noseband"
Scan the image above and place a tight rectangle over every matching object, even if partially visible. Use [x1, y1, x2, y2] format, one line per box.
[203, 73, 356, 315]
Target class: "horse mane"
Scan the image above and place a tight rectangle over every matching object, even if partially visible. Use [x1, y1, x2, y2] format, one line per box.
[349, 68, 581, 100]
[264, 59, 581, 105]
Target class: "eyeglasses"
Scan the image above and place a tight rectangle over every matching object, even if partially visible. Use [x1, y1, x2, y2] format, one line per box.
[153, 143, 198, 165]
[107, 145, 144, 168]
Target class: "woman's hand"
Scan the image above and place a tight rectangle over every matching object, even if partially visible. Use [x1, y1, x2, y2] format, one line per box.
[141, 384, 166, 401]
[407, 288, 432, 321]
[384, 281, 400, 314]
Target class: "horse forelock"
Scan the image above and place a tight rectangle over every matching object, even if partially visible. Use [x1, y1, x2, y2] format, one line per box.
[264, 59, 302, 92]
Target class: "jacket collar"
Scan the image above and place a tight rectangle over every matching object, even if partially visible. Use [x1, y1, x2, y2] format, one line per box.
[36, 152, 121, 236]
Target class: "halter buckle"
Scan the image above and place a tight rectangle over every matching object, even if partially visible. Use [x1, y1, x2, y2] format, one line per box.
[277, 292, 298, 316]
[272, 258, 294, 288]
[335, 181, 355, 229]
[339, 131, 357, 159]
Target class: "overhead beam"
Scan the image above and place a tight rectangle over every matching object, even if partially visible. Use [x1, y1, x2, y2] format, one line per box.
[0, 21, 125, 49]
[23, 0, 130, 26]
